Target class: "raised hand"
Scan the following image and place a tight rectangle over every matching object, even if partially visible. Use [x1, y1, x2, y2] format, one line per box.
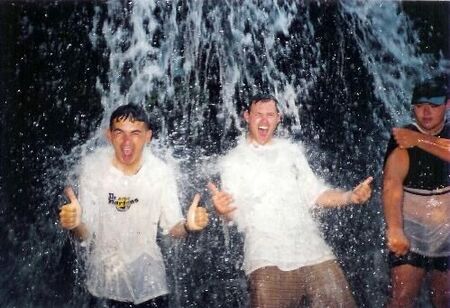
[393, 127, 420, 149]
[59, 186, 82, 230]
[350, 176, 373, 204]
[207, 182, 236, 216]
[186, 193, 209, 231]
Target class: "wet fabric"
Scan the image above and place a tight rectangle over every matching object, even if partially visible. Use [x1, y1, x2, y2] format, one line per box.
[219, 138, 334, 275]
[403, 187, 450, 257]
[79, 147, 183, 304]
[384, 123, 450, 260]
[248, 260, 356, 308]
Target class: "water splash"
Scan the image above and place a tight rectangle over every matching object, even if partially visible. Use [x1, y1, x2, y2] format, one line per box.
[340, 0, 436, 126]
[1, 1, 445, 307]
[85, 2, 438, 307]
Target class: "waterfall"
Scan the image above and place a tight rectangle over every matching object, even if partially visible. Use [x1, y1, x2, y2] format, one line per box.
[0, 1, 446, 307]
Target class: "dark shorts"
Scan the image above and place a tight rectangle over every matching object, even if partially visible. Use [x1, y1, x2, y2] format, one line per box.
[389, 251, 450, 272]
[89, 295, 169, 308]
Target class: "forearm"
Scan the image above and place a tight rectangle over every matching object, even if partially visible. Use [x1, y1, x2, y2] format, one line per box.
[416, 135, 450, 162]
[315, 189, 351, 208]
[169, 221, 188, 238]
[382, 184, 404, 231]
[70, 223, 90, 241]
[218, 211, 235, 222]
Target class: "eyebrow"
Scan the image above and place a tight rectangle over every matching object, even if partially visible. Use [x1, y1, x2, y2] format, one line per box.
[112, 128, 143, 133]
[254, 111, 277, 115]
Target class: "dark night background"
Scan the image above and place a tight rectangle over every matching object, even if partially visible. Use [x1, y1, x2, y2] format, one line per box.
[0, 1, 448, 307]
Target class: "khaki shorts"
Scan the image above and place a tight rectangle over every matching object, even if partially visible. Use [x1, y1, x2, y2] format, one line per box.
[248, 260, 356, 308]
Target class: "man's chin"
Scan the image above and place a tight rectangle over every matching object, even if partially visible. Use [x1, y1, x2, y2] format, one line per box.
[120, 156, 135, 165]
[417, 122, 444, 133]
[256, 137, 272, 145]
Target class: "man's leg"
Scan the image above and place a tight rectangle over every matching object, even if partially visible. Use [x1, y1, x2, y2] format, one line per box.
[248, 266, 306, 308]
[429, 269, 450, 308]
[388, 264, 426, 308]
[302, 259, 356, 308]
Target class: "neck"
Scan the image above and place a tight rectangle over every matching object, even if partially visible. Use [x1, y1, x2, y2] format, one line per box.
[112, 157, 142, 175]
[414, 121, 445, 136]
[246, 135, 273, 146]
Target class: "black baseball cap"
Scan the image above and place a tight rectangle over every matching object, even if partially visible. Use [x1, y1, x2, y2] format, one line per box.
[411, 75, 448, 105]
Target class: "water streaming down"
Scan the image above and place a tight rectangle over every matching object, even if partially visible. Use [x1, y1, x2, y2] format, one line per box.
[1, 1, 446, 307]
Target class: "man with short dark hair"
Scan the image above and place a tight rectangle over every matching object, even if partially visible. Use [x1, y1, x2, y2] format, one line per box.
[383, 76, 450, 308]
[59, 103, 208, 307]
[209, 95, 373, 308]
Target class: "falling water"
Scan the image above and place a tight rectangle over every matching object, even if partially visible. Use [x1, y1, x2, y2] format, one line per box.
[1, 0, 446, 307]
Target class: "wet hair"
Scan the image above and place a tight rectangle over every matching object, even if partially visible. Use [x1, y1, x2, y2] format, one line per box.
[246, 94, 280, 112]
[109, 103, 152, 130]
[411, 75, 449, 105]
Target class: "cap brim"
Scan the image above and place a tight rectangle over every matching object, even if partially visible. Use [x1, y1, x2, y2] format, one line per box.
[412, 96, 446, 105]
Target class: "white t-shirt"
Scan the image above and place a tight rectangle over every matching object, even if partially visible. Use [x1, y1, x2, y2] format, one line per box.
[219, 138, 336, 275]
[78, 147, 183, 304]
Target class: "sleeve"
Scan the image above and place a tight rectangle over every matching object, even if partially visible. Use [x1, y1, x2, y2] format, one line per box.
[158, 165, 183, 234]
[294, 145, 330, 208]
[78, 157, 98, 242]
[219, 155, 246, 229]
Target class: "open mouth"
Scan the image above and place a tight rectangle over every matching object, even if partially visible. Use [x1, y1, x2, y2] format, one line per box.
[122, 146, 133, 159]
[258, 126, 269, 137]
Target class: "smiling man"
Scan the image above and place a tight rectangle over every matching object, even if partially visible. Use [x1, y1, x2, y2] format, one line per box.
[59, 103, 208, 307]
[383, 76, 450, 308]
[209, 95, 373, 308]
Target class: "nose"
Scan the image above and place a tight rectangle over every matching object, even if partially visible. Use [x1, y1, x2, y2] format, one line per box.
[122, 133, 132, 144]
[259, 114, 271, 121]
[422, 105, 432, 115]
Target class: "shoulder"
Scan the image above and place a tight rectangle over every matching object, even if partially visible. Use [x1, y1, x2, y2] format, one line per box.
[283, 138, 302, 151]
[80, 147, 112, 172]
[141, 148, 177, 177]
[221, 141, 246, 163]
[274, 138, 304, 156]
[441, 122, 450, 137]
[383, 123, 415, 164]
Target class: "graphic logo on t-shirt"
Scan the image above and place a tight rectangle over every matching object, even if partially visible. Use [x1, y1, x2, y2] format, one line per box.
[108, 193, 139, 212]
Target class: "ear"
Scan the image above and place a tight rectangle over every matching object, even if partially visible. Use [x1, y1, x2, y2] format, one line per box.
[243, 110, 250, 123]
[106, 128, 112, 143]
[146, 129, 153, 143]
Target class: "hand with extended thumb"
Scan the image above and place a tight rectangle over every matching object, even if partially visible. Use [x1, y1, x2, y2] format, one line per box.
[350, 176, 373, 204]
[207, 182, 236, 216]
[59, 186, 82, 230]
[186, 193, 209, 231]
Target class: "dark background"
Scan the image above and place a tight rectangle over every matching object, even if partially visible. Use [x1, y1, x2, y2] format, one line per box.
[0, 1, 448, 307]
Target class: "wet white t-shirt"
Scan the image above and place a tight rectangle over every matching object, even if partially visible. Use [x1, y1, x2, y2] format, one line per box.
[220, 138, 336, 275]
[79, 147, 183, 304]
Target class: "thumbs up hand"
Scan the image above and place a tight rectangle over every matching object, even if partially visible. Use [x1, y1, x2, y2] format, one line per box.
[185, 193, 209, 231]
[207, 182, 236, 217]
[350, 176, 373, 204]
[59, 186, 82, 230]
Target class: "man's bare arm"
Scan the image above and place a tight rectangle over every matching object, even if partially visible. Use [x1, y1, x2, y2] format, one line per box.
[393, 127, 450, 162]
[315, 176, 373, 208]
[382, 147, 410, 256]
